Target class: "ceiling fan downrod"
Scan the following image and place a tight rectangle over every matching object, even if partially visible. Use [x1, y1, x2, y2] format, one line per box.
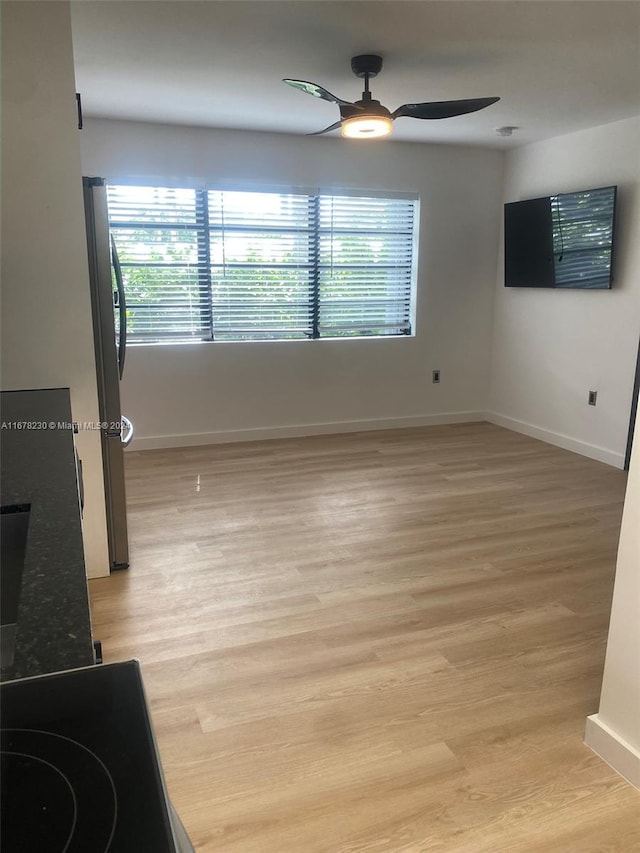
[351, 54, 383, 101]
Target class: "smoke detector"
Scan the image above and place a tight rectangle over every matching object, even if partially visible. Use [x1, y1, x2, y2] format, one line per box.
[495, 126, 519, 137]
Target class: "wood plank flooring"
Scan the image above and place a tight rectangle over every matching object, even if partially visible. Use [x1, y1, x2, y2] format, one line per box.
[88, 422, 640, 851]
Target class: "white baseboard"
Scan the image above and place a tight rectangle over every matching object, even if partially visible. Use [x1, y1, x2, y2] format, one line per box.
[585, 714, 640, 790]
[128, 411, 485, 451]
[485, 411, 624, 469]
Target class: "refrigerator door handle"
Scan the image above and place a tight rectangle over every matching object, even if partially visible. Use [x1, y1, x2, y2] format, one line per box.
[121, 415, 134, 448]
[111, 234, 127, 380]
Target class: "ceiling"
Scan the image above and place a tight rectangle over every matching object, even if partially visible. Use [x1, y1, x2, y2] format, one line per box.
[71, 1, 640, 148]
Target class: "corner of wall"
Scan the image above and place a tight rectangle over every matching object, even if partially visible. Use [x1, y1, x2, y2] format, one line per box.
[585, 714, 640, 790]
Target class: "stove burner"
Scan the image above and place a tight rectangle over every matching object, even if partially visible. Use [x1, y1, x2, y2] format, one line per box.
[1, 729, 117, 853]
[1, 752, 76, 851]
[0, 661, 185, 851]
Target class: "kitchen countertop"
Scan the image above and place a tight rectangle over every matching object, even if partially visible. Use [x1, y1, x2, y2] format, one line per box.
[0, 388, 95, 682]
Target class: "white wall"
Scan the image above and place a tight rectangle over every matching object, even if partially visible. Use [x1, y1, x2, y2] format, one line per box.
[80, 119, 504, 448]
[585, 413, 640, 788]
[488, 117, 640, 467]
[1, 2, 109, 578]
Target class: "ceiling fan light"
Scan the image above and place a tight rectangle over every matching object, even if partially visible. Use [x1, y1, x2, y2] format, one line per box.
[341, 115, 393, 139]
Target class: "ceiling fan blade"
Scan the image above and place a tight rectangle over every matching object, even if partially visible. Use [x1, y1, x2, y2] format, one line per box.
[393, 97, 500, 120]
[307, 104, 370, 136]
[283, 79, 354, 107]
[307, 121, 343, 137]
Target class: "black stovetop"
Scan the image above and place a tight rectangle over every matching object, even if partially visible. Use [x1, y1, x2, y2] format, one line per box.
[1, 661, 178, 852]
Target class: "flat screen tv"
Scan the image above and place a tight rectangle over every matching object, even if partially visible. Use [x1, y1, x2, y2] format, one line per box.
[504, 185, 617, 289]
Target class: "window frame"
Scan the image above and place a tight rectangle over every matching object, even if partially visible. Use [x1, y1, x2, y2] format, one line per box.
[107, 184, 419, 344]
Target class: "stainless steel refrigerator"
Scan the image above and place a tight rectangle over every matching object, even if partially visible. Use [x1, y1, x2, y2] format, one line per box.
[83, 177, 132, 572]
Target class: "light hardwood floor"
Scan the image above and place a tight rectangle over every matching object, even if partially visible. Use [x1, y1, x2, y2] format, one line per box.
[88, 422, 640, 852]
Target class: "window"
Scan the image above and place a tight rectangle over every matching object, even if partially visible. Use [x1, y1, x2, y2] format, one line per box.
[551, 187, 616, 289]
[107, 185, 418, 343]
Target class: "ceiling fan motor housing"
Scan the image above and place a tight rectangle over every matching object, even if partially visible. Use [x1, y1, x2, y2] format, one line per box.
[352, 98, 392, 118]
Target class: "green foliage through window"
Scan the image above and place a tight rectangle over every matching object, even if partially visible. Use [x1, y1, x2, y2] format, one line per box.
[107, 186, 417, 343]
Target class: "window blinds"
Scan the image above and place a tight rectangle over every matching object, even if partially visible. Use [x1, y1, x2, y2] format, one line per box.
[107, 186, 417, 343]
[108, 186, 208, 341]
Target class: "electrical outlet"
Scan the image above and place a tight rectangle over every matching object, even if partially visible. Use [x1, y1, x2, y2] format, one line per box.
[588, 390, 597, 406]
[432, 370, 441, 384]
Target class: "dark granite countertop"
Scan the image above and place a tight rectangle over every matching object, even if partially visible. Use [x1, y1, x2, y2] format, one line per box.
[1, 388, 95, 681]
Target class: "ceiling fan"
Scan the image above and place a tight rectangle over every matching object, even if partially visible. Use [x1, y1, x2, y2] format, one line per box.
[283, 54, 500, 139]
